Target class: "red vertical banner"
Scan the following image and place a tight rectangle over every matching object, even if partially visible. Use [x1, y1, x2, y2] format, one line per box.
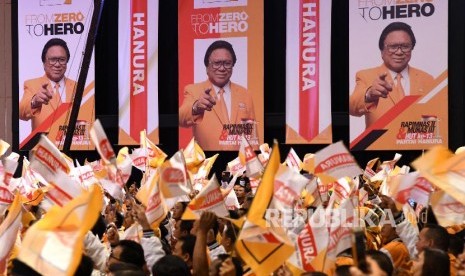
[286, 1, 332, 144]
[129, 1, 148, 140]
[118, 0, 159, 145]
[299, 0, 320, 140]
[178, 0, 264, 151]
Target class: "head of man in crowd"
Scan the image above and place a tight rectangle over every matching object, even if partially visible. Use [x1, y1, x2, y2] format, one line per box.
[380, 223, 399, 246]
[106, 240, 147, 274]
[173, 219, 194, 241]
[221, 222, 238, 253]
[172, 201, 188, 221]
[209, 254, 243, 276]
[204, 40, 237, 88]
[172, 234, 196, 269]
[365, 250, 394, 276]
[415, 223, 450, 254]
[378, 22, 416, 73]
[152, 255, 191, 276]
[234, 176, 250, 203]
[41, 38, 70, 82]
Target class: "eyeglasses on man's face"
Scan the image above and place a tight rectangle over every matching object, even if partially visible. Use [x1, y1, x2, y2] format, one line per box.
[209, 60, 234, 70]
[46, 57, 67, 65]
[384, 44, 413, 54]
[108, 251, 122, 262]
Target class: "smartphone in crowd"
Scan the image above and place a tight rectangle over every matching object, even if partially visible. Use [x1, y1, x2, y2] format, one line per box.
[221, 171, 231, 183]
[352, 228, 369, 273]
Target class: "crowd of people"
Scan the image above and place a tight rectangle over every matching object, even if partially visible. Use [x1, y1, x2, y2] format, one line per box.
[1, 141, 465, 276]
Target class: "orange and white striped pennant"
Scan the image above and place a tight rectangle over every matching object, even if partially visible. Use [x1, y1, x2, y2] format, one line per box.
[239, 136, 263, 179]
[30, 135, 71, 181]
[313, 141, 362, 184]
[18, 185, 103, 276]
[159, 151, 192, 198]
[90, 119, 116, 165]
[141, 130, 167, 169]
[183, 138, 206, 174]
[270, 164, 309, 211]
[285, 148, 302, 172]
[137, 172, 167, 229]
[0, 194, 22, 266]
[182, 175, 229, 220]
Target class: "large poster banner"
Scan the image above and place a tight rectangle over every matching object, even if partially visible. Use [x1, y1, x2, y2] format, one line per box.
[349, 2, 448, 150]
[285, 0, 332, 144]
[178, 0, 264, 151]
[18, 0, 95, 151]
[118, 0, 159, 145]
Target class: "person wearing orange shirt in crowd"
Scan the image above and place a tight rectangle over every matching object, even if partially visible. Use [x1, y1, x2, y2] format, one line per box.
[379, 222, 411, 275]
[19, 38, 77, 131]
[349, 22, 434, 129]
[179, 40, 256, 151]
[381, 195, 457, 276]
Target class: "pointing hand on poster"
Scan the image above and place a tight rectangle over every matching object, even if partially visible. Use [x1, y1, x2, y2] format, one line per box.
[192, 88, 216, 115]
[364, 72, 393, 103]
[31, 83, 54, 108]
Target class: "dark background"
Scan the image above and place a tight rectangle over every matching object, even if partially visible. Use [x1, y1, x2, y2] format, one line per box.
[12, 1, 465, 182]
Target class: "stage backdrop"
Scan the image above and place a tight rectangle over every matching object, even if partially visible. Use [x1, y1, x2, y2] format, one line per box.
[349, 1, 448, 150]
[285, 0, 332, 144]
[17, 0, 96, 151]
[118, 0, 159, 145]
[178, 0, 264, 151]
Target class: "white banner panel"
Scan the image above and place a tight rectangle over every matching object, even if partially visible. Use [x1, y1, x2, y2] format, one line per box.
[17, 0, 95, 150]
[118, 0, 159, 145]
[349, 1, 448, 150]
[285, 0, 332, 144]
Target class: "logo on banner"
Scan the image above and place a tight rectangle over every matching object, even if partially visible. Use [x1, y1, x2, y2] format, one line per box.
[79, 171, 94, 183]
[396, 115, 442, 145]
[35, 145, 68, 173]
[55, 120, 91, 146]
[191, 10, 249, 35]
[194, 0, 247, 9]
[357, 1, 435, 21]
[99, 139, 114, 161]
[40, 0, 72, 5]
[162, 168, 185, 183]
[297, 226, 318, 271]
[24, 7, 85, 36]
[274, 180, 299, 207]
[146, 191, 162, 212]
[0, 187, 14, 204]
[314, 153, 356, 173]
[219, 120, 259, 146]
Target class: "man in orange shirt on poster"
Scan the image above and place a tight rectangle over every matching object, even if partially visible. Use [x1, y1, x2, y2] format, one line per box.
[19, 38, 77, 131]
[179, 40, 256, 151]
[349, 22, 434, 129]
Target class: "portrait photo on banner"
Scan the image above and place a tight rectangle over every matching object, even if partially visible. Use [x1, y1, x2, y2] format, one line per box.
[16, 0, 96, 151]
[178, 0, 263, 152]
[348, 1, 448, 150]
[179, 37, 261, 151]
